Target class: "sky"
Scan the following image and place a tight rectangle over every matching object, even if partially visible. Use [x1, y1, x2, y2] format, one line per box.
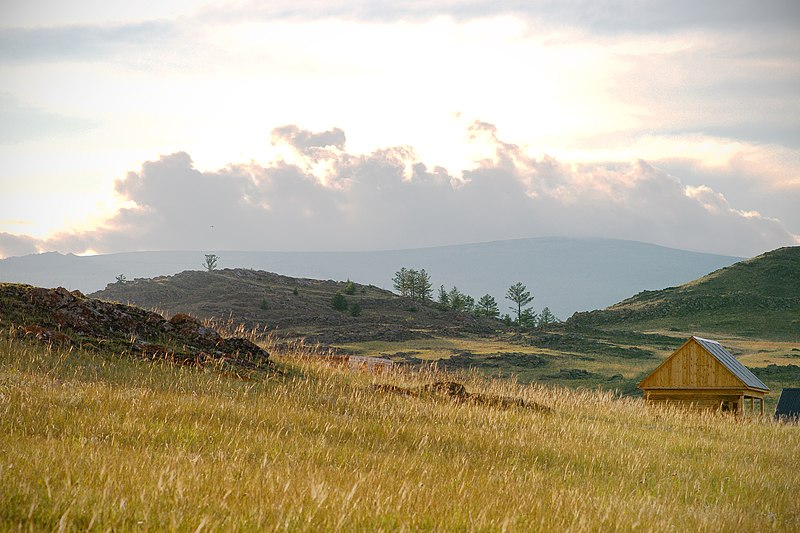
[0, 0, 799, 259]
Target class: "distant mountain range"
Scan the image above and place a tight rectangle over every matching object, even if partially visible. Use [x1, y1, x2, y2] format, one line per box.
[0, 237, 742, 319]
[568, 246, 800, 340]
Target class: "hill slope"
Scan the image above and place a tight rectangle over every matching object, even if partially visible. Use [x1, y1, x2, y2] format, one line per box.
[0, 282, 270, 369]
[0, 237, 741, 319]
[91, 268, 497, 344]
[567, 246, 800, 340]
[2, 333, 799, 530]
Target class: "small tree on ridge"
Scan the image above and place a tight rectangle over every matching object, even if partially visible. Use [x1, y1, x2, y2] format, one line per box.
[506, 282, 534, 328]
[204, 254, 219, 272]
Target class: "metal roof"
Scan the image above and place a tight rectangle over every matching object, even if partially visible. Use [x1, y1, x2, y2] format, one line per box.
[775, 388, 800, 420]
[693, 336, 770, 392]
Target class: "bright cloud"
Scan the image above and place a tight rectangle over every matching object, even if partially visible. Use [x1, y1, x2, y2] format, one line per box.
[2, 123, 792, 260]
[0, 1, 798, 259]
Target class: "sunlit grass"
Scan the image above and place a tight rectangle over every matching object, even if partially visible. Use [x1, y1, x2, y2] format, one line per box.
[1, 335, 799, 531]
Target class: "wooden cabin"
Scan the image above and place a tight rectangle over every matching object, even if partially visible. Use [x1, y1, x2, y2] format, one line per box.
[638, 336, 769, 414]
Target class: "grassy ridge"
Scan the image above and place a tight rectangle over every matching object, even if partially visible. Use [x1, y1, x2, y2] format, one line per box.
[2, 336, 799, 531]
[567, 246, 800, 340]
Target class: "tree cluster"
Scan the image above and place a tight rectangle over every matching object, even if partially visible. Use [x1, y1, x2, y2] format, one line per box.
[436, 285, 499, 318]
[504, 282, 560, 330]
[392, 268, 433, 301]
[392, 268, 559, 328]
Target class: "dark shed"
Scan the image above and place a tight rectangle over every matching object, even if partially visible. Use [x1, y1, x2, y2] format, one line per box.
[774, 388, 800, 422]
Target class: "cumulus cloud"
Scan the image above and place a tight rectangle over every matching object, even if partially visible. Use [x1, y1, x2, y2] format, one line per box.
[4, 122, 786, 260]
[272, 125, 346, 151]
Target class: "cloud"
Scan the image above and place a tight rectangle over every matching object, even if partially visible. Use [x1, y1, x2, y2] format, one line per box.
[0, 232, 40, 258]
[8, 122, 790, 260]
[199, 1, 800, 32]
[0, 22, 173, 63]
[272, 125, 346, 151]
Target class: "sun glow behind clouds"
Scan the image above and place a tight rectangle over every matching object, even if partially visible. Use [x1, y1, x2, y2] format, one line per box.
[1, 2, 798, 257]
[176, 15, 642, 172]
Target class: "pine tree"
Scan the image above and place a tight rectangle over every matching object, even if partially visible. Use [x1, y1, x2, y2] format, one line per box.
[476, 294, 499, 318]
[437, 285, 450, 310]
[506, 282, 534, 327]
[393, 268, 410, 297]
[331, 292, 348, 311]
[538, 307, 559, 328]
[414, 269, 433, 301]
[448, 286, 466, 312]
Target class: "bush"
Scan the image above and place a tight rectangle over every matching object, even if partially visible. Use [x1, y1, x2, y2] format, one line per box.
[349, 302, 362, 317]
[344, 280, 356, 295]
[331, 292, 348, 311]
[259, 298, 269, 311]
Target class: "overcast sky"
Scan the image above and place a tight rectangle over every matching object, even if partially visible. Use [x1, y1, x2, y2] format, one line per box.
[1, 0, 798, 258]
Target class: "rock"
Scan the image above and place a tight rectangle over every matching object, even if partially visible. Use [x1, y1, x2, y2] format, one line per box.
[1, 283, 270, 371]
[421, 380, 468, 397]
[17, 325, 71, 346]
[169, 313, 221, 345]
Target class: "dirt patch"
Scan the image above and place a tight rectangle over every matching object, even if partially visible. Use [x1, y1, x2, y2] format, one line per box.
[544, 368, 599, 380]
[522, 331, 654, 359]
[370, 380, 551, 412]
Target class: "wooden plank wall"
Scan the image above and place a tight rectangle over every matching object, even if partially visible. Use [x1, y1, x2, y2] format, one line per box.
[641, 340, 742, 389]
[646, 390, 765, 412]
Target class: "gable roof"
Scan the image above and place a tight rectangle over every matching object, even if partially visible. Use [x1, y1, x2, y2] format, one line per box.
[775, 388, 800, 420]
[638, 336, 770, 392]
[692, 337, 769, 392]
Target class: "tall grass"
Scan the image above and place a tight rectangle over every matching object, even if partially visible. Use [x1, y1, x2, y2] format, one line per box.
[1, 334, 798, 531]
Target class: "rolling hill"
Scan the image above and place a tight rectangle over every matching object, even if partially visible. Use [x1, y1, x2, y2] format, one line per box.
[567, 246, 800, 341]
[90, 268, 498, 345]
[0, 237, 741, 320]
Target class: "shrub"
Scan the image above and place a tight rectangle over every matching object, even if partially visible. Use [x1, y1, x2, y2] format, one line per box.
[349, 302, 362, 317]
[344, 280, 356, 295]
[331, 292, 348, 311]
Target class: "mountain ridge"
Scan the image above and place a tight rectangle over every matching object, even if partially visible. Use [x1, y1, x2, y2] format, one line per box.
[0, 237, 742, 319]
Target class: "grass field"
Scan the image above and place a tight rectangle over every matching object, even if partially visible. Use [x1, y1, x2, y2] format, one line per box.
[337, 329, 800, 412]
[2, 334, 799, 531]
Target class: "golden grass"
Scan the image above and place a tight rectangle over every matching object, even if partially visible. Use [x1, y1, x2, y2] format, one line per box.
[1, 335, 799, 531]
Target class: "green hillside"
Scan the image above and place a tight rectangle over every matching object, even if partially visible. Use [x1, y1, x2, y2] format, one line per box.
[567, 247, 800, 340]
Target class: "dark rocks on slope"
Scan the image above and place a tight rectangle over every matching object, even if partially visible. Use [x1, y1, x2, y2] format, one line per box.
[1, 283, 270, 369]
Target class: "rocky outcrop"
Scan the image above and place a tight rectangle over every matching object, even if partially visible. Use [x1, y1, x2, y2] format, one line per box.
[1, 283, 270, 370]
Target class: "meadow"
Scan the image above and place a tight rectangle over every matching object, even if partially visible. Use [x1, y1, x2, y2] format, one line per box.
[1, 334, 799, 531]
